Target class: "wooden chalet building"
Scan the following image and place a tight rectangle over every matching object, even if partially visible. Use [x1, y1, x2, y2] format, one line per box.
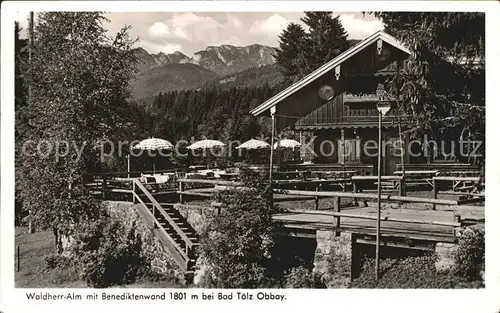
[251, 31, 477, 176]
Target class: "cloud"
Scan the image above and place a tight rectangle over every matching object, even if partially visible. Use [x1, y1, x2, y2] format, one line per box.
[338, 14, 384, 39]
[226, 14, 243, 28]
[148, 22, 170, 37]
[249, 14, 290, 37]
[100, 12, 385, 56]
[172, 27, 190, 41]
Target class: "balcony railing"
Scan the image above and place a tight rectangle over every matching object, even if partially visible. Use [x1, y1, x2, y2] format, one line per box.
[343, 93, 381, 104]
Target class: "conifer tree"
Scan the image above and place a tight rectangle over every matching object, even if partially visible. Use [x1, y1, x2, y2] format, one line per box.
[301, 12, 349, 73]
[275, 12, 349, 84]
[274, 22, 309, 84]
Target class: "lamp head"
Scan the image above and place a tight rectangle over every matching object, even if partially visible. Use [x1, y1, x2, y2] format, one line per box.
[376, 101, 392, 116]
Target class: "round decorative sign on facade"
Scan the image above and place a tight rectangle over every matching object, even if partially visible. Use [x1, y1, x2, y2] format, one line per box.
[379, 47, 391, 62]
[318, 84, 335, 101]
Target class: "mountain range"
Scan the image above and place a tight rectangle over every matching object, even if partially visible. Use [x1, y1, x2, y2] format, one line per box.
[131, 44, 279, 100]
[131, 40, 362, 101]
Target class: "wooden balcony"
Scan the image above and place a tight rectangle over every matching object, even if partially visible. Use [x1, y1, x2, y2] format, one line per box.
[343, 94, 381, 104]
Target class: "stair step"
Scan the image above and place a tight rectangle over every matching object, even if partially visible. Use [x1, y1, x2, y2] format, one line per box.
[163, 231, 197, 242]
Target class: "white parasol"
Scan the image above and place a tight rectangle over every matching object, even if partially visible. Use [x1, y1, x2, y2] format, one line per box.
[236, 139, 270, 150]
[187, 139, 225, 150]
[132, 137, 174, 174]
[186, 139, 226, 169]
[273, 139, 301, 149]
[133, 137, 174, 150]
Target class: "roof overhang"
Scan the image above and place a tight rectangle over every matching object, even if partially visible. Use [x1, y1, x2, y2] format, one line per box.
[250, 30, 411, 117]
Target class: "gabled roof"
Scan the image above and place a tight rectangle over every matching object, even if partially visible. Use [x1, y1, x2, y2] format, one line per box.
[250, 30, 411, 116]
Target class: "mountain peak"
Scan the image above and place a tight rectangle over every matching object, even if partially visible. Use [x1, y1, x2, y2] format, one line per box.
[134, 47, 149, 54]
[191, 44, 276, 75]
[135, 43, 276, 76]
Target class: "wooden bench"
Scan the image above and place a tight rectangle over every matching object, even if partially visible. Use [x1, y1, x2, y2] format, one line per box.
[432, 176, 484, 209]
[393, 170, 439, 188]
[351, 175, 404, 196]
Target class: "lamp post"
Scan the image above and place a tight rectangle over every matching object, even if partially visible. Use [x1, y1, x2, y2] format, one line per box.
[375, 101, 391, 280]
[269, 106, 276, 181]
[126, 154, 131, 178]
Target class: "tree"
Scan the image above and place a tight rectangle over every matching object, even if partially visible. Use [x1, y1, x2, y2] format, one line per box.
[274, 23, 309, 85]
[17, 12, 138, 250]
[369, 13, 485, 163]
[275, 12, 349, 84]
[15, 21, 28, 225]
[301, 12, 349, 73]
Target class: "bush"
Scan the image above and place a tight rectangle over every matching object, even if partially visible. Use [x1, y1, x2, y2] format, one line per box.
[452, 227, 485, 281]
[70, 212, 148, 288]
[283, 266, 319, 288]
[44, 254, 71, 270]
[198, 174, 281, 288]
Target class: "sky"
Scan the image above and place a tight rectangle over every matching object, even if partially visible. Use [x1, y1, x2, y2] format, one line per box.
[15, 12, 384, 56]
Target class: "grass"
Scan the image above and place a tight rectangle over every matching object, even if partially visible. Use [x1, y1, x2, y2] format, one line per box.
[15, 227, 85, 288]
[14, 227, 183, 288]
[350, 255, 485, 289]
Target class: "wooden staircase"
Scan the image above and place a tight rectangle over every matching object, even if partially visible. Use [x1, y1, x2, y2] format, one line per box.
[131, 179, 200, 277]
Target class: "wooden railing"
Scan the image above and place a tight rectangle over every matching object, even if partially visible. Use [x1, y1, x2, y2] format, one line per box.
[85, 176, 198, 272]
[132, 179, 198, 262]
[177, 178, 243, 203]
[278, 189, 462, 206]
[274, 189, 464, 240]
[85, 178, 133, 201]
[396, 163, 480, 175]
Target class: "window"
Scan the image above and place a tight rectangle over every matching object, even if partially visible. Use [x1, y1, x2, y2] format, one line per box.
[338, 138, 361, 164]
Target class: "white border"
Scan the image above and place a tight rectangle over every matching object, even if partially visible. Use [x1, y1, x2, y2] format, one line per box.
[1, 2, 499, 313]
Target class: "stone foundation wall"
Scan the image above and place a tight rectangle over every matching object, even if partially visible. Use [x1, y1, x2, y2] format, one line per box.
[105, 201, 186, 284]
[313, 230, 353, 288]
[175, 205, 219, 286]
[176, 206, 218, 234]
[435, 242, 458, 272]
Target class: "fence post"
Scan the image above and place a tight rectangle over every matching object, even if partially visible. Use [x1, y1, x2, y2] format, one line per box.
[152, 204, 156, 228]
[179, 180, 184, 204]
[453, 214, 462, 242]
[432, 178, 437, 210]
[353, 180, 358, 206]
[315, 185, 319, 210]
[334, 196, 341, 236]
[132, 181, 136, 203]
[399, 177, 406, 196]
[102, 176, 107, 200]
[16, 245, 20, 272]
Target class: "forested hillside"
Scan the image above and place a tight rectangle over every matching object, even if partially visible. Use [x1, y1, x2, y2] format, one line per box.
[141, 84, 281, 142]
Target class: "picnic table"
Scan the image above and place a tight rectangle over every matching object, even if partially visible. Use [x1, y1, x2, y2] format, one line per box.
[393, 170, 439, 188]
[393, 170, 439, 175]
[311, 170, 356, 178]
[273, 178, 351, 191]
[219, 173, 239, 181]
[351, 175, 404, 195]
[432, 176, 483, 197]
[143, 173, 176, 184]
[189, 165, 207, 170]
